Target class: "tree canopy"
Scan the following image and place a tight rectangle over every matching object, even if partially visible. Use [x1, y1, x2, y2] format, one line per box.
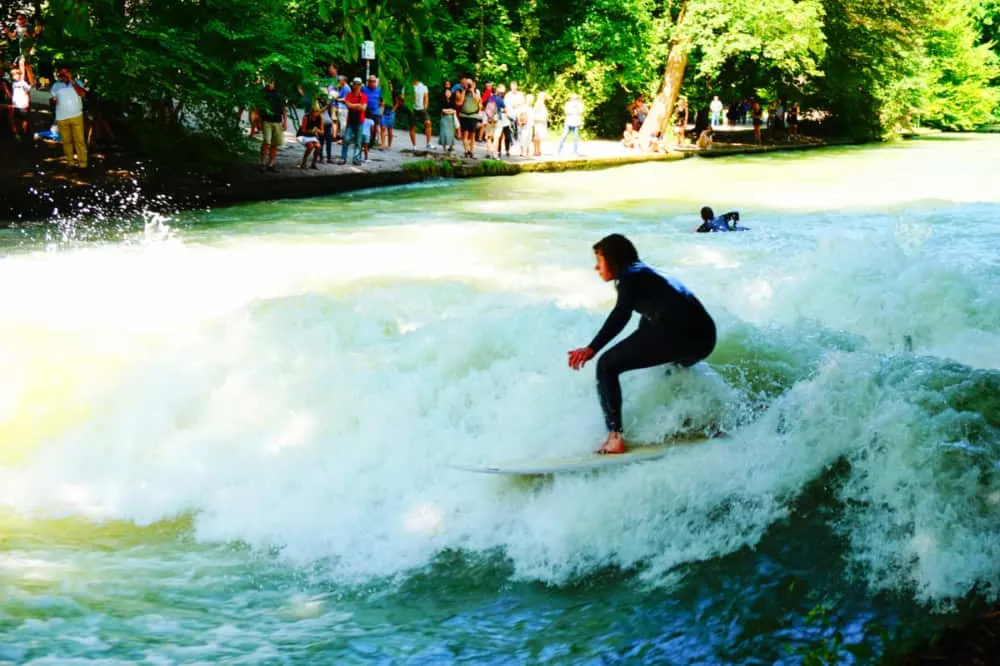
[18, 0, 999, 163]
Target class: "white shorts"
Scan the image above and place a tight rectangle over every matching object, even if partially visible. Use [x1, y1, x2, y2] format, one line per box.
[297, 136, 320, 145]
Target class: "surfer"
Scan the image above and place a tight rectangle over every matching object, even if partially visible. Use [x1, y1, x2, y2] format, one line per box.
[695, 206, 747, 232]
[567, 234, 717, 454]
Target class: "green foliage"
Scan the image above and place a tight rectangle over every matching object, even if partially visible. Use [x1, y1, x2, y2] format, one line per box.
[25, 0, 1000, 174]
[815, 0, 933, 139]
[683, 0, 827, 107]
[972, 0, 1000, 50]
[920, 0, 1000, 129]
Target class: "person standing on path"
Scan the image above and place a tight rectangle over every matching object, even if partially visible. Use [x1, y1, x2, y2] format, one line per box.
[408, 77, 432, 149]
[363, 75, 383, 147]
[558, 93, 584, 156]
[49, 67, 87, 169]
[340, 77, 368, 165]
[335, 75, 350, 141]
[256, 79, 287, 172]
[709, 96, 723, 128]
[439, 81, 457, 153]
[456, 79, 480, 158]
[532, 92, 548, 157]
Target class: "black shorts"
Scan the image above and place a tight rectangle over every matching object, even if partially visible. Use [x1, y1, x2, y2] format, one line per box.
[13, 107, 28, 120]
[410, 108, 429, 125]
[459, 116, 478, 133]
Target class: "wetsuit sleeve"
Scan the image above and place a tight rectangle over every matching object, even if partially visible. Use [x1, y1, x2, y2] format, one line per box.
[587, 281, 634, 353]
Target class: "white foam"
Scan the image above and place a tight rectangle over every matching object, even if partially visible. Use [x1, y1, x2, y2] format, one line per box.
[2, 138, 998, 603]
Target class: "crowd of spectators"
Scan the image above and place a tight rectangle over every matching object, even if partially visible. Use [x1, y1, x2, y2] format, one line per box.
[249, 64, 601, 172]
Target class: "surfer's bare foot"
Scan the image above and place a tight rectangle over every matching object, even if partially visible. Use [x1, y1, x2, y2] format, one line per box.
[597, 432, 627, 454]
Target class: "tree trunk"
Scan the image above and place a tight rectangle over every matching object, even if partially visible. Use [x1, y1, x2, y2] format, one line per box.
[638, 3, 690, 148]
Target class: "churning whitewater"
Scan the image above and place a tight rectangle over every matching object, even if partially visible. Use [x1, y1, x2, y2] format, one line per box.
[1, 137, 998, 662]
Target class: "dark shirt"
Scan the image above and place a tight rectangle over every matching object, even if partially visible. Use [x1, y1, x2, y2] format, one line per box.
[588, 262, 714, 352]
[259, 87, 284, 123]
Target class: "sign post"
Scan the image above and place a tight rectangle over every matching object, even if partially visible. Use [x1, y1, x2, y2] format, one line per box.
[361, 40, 375, 80]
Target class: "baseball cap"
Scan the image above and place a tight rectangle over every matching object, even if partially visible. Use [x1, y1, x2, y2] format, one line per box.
[351, 76, 363, 85]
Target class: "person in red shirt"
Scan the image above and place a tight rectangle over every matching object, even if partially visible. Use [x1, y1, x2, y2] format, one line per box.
[339, 77, 368, 165]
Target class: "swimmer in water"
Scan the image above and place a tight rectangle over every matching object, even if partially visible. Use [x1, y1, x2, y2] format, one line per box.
[567, 234, 717, 454]
[695, 206, 746, 232]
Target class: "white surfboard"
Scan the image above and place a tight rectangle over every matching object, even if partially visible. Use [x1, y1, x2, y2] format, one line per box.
[451, 434, 714, 476]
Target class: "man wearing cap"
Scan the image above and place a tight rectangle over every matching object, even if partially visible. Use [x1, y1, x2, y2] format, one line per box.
[363, 75, 382, 148]
[340, 77, 368, 165]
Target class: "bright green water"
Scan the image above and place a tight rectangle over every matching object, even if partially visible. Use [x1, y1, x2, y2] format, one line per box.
[1, 135, 998, 664]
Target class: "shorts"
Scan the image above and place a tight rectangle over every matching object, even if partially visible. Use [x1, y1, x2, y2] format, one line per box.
[262, 121, 284, 147]
[410, 108, 429, 125]
[382, 111, 395, 127]
[297, 136, 320, 145]
[13, 107, 28, 121]
[459, 116, 478, 133]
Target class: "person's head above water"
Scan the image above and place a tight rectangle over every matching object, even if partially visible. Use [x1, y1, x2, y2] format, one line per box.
[593, 234, 639, 282]
[700, 206, 715, 222]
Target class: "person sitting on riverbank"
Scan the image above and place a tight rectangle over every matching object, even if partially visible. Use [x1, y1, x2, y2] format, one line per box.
[696, 127, 713, 150]
[622, 123, 638, 149]
[695, 207, 747, 233]
[297, 104, 323, 169]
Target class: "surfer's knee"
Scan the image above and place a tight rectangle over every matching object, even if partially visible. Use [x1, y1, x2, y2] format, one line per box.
[595, 351, 620, 381]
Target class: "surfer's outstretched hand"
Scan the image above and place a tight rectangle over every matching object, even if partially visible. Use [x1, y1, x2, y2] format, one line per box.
[567, 347, 595, 370]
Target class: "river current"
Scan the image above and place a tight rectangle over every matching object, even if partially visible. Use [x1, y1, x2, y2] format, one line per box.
[1, 135, 998, 663]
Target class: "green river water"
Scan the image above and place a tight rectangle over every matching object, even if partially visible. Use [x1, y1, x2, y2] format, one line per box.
[1, 135, 998, 664]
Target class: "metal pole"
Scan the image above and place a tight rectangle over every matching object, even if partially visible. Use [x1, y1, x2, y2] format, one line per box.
[365, 60, 370, 80]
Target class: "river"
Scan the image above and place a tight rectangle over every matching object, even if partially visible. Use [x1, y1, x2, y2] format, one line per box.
[1, 135, 998, 663]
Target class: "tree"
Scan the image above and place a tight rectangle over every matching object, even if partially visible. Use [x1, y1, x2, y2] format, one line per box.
[919, 0, 1000, 130]
[638, 0, 826, 146]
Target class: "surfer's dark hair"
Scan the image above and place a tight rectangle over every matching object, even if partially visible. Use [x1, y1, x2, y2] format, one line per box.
[593, 234, 639, 278]
[700, 206, 715, 221]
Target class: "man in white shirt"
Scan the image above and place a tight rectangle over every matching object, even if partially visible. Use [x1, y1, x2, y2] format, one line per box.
[504, 81, 525, 145]
[558, 93, 585, 156]
[49, 67, 87, 168]
[409, 77, 431, 149]
[10, 68, 31, 140]
[709, 95, 723, 127]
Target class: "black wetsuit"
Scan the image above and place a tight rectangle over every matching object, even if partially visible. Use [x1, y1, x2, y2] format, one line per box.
[588, 262, 716, 432]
